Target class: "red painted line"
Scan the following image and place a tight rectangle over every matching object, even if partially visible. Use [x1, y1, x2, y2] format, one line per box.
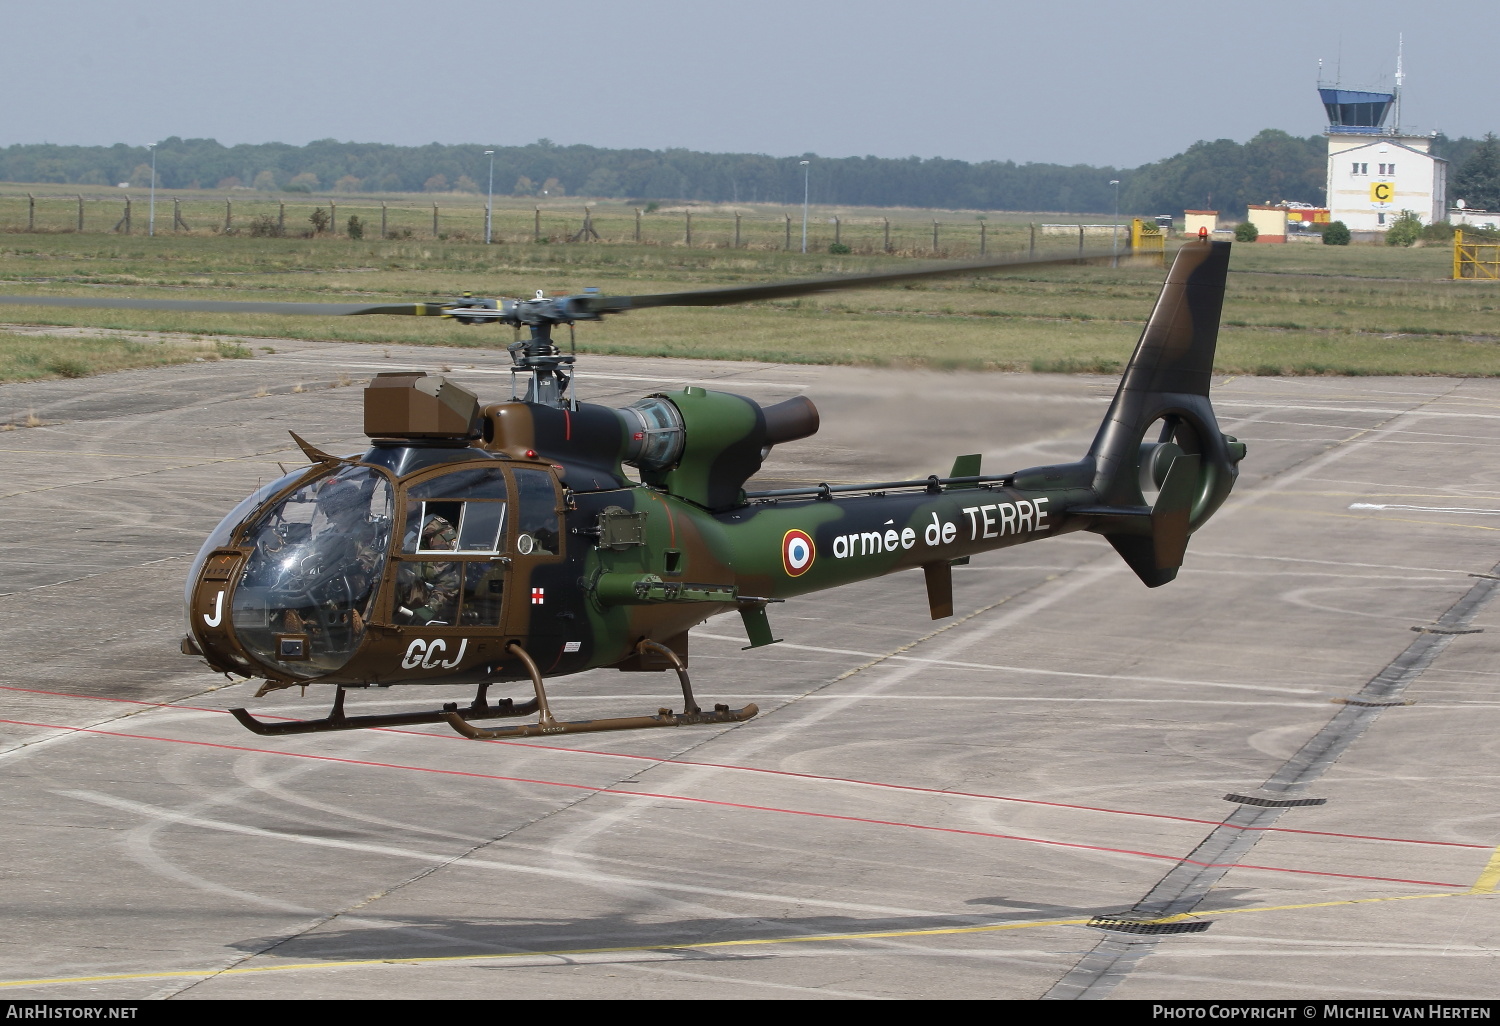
[0, 717, 1469, 890]
[3, 684, 1489, 852]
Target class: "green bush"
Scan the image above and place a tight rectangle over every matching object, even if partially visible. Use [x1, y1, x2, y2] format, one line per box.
[347, 215, 365, 241]
[1323, 221, 1351, 246]
[828, 242, 851, 254]
[247, 214, 284, 238]
[1234, 221, 1259, 242]
[1420, 220, 1457, 243]
[1385, 210, 1422, 247]
[308, 208, 330, 234]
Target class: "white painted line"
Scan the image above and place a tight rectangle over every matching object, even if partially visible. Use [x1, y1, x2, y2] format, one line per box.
[1350, 503, 1500, 516]
[691, 632, 1320, 695]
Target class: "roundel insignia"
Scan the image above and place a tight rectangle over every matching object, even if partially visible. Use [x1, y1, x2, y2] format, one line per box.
[782, 529, 815, 577]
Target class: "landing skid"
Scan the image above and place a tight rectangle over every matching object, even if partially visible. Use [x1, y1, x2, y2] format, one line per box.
[229, 683, 537, 736]
[442, 639, 758, 740]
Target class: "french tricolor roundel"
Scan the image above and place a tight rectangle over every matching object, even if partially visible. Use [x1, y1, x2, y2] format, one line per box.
[782, 529, 815, 577]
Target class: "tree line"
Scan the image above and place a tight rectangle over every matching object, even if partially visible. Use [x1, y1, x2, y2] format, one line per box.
[0, 132, 1494, 215]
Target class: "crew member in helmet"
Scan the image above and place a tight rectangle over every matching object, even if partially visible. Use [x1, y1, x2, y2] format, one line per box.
[396, 515, 460, 624]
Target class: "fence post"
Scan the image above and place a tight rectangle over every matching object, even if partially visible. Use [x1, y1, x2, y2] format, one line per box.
[381, 202, 387, 240]
[278, 202, 285, 234]
[434, 203, 440, 238]
[1029, 222, 1036, 258]
[685, 210, 692, 247]
[785, 214, 791, 250]
[932, 220, 939, 255]
[980, 221, 986, 256]
[28, 194, 34, 231]
[834, 216, 840, 247]
[172, 198, 180, 232]
[224, 199, 232, 233]
[116, 197, 131, 234]
[1077, 224, 1084, 262]
[533, 206, 540, 242]
[329, 201, 336, 237]
[734, 212, 741, 249]
[634, 208, 641, 243]
[77, 194, 84, 232]
[883, 217, 890, 252]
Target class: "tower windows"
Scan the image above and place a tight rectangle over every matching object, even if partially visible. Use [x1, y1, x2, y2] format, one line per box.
[1351, 162, 1369, 176]
[1377, 163, 1396, 176]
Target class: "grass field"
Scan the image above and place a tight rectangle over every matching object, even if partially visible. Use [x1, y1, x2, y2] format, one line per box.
[0, 207, 1495, 380]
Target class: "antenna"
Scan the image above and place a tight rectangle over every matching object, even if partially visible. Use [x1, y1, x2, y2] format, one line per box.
[1393, 34, 1404, 134]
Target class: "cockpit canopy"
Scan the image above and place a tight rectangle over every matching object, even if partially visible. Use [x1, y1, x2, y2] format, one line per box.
[187, 447, 564, 682]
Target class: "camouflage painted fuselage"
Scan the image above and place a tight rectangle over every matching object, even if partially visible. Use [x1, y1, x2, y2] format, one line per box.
[185, 240, 1244, 694]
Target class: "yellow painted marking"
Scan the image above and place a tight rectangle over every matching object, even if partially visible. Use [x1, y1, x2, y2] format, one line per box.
[414, 303, 427, 315]
[3, 886, 1495, 990]
[1470, 846, 1500, 894]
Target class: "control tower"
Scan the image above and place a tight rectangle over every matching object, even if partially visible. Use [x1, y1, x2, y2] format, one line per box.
[1319, 88, 1396, 134]
[1321, 78, 1445, 232]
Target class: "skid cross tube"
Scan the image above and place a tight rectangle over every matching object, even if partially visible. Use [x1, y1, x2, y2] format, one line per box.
[442, 640, 757, 740]
[229, 682, 538, 736]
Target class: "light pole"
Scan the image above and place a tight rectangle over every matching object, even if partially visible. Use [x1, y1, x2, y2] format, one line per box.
[1109, 179, 1120, 265]
[800, 160, 810, 254]
[148, 144, 157, 237]
[484, 150, 495, 244]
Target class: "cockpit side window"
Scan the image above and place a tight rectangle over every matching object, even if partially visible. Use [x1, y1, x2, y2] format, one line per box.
[402, 500, 507, 554]
[401, 468, 510, 555]
[514, 469, 561, 556]
[395, 465, 510, 627]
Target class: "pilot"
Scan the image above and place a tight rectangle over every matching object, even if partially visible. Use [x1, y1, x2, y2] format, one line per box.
[281, 474, 385, 637]
[396, 515, 460, 624]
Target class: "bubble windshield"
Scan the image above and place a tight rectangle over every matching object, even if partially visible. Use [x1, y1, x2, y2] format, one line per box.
[232, 466, 393, 677]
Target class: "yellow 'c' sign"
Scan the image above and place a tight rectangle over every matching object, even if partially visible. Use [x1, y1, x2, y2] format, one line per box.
[1371, 182, 1394, 204]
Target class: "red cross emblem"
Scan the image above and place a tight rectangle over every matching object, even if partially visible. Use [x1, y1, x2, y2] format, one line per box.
[531, 587, 545, 605]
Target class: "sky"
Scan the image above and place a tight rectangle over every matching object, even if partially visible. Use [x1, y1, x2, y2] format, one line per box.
[5, 0, 1495, 169]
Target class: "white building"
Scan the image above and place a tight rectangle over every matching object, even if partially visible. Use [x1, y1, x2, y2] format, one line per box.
[1326, 134, 1447, 231]
[1319, 86, 1447, 231]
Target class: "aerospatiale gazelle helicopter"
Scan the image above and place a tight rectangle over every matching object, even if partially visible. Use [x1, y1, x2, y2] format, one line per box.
[0, 239, 1245, 742]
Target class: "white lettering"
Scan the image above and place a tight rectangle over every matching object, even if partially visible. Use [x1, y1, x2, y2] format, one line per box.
[942, 521, 957, 544]
[401, 639, 426, 669]
[998, 503, 1017, 536]
[924, 512, 942, 546]
[439, 638, 468, 669]
[981, 504, 998, 539]
[421, 638, 448, 669]
[203, 590, 224, 627]
[833, 535, 849, 559]
[1034, 496, 1049, 530]
[861, 531, 882, 555]
[900, 527, 916, 549]
[962, 506, 980, 539]
[1016, 499, 1033, 533]
[884, 529, 899, 551]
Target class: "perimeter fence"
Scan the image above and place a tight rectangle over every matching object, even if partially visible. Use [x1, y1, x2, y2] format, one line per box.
[0, 189, 1136, 260]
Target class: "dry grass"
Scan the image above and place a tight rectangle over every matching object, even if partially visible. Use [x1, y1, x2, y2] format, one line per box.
[0, 330, 240, 384]
[0, 231, 1495, 377]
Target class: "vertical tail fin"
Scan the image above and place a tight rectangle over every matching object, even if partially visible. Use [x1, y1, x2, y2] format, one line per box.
[1083, 240, 1245, 586]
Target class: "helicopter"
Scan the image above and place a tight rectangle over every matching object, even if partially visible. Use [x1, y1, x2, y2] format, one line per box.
[0, 239, 1245, 743]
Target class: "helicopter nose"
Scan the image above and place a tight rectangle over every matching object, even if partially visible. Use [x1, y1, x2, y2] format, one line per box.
[187, 547, 258, 676]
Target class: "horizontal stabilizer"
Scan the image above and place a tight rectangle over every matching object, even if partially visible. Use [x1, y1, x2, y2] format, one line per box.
[1081, 455, 1200, 588]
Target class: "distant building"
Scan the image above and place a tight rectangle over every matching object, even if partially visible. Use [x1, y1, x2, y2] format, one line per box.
[1320, 86, 1447, 231]
[1246, 205, 1288, 243]
[1184, 210, 1218, 236]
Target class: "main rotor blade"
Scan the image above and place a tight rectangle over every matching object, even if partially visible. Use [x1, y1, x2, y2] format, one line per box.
[584, 247, 1137, 314]
[0, 296, 448, 316]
